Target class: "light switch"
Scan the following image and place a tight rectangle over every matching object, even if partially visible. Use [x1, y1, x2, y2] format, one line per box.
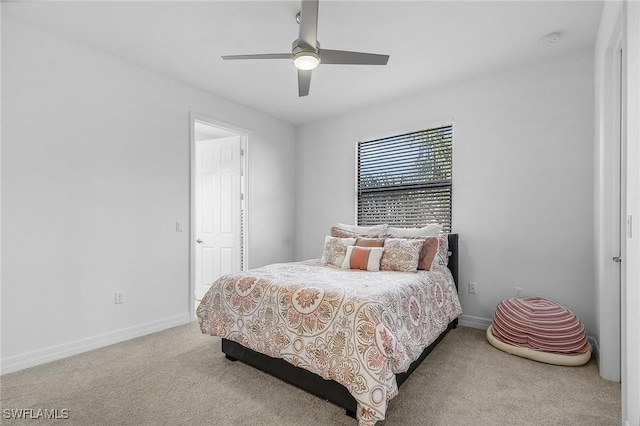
[176, 221, 184, 232]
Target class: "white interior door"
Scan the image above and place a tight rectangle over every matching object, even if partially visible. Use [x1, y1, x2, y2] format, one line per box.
[195, 136, 242, 299]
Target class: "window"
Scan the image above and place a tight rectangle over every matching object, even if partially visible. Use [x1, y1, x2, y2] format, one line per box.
[357, 124, 453, 231]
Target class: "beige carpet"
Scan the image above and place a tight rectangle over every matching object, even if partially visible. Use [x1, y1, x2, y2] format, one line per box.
[0, 324, 620, 425]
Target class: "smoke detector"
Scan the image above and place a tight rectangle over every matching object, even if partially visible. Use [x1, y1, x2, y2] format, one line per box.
[539, 32, 562, 45]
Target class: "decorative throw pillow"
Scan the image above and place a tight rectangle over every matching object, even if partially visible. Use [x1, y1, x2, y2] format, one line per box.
[380, 238, 425, 272]
[330, 227, 360, 238]
[382, 225, 441, 271]
[432, 234, 450, 269]
[341, 246, 384, 271]
[355, 237, 385, 247]
[418, 237, 439, 271]
[384, 224, 443, 238]
[321, 236, 356, 267]
[330, 223, 387, 238]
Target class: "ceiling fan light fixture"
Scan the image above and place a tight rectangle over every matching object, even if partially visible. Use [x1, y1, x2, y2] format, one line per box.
[293, 51, 320, 70]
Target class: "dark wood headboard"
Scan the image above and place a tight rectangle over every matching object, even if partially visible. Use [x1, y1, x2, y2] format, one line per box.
[447, 233, 459, 291]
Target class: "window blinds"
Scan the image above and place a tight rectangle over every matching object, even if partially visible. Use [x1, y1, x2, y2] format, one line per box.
[357, 124, 453, 232]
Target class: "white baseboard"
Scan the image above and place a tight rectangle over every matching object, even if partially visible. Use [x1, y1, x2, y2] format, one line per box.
[1, 313, 192, 375]
[458, 314, 492, 329]
[587, 335, 600, 365]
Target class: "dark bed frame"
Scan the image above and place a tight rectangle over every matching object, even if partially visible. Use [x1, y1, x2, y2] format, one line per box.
[222, 233, 459, 418]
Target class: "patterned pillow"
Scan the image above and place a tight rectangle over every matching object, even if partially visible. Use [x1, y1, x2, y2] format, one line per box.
[321, 236, 357, 267]
[330, 227, 361, 238]
[432, 234, 450, 269]
[382, 226, 440, 271]
[341, 246, 384, 271]
[418, 237, 439, 271]
[355, 237, 385, 247]
[330, 223, 387, 238]
[380, 238, 425, 272]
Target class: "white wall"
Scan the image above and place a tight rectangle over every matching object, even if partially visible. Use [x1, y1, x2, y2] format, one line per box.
[1, 18, 296, 372]
[295, 48, 596, 336]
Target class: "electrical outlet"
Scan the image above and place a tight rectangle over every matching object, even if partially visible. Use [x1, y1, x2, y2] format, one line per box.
[468, 282, 477, 294]
[514, 287, 523, 297]
[115, 291, 124, 304]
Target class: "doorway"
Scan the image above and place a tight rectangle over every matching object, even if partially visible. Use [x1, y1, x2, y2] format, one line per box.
[190, 114, 248, 316]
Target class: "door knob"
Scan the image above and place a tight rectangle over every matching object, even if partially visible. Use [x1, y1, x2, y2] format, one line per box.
[612, 256, 622, 263]
[196, 239, 203, 244]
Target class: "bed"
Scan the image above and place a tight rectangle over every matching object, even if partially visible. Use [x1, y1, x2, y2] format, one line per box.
[197, 232, 461, 426]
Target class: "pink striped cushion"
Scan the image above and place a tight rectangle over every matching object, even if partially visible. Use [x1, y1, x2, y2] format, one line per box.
[490, 297, 589, 355]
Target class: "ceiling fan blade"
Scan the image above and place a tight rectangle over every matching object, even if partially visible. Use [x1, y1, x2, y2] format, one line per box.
[298, 0, 319, 49]
[221, 53, 293, 60]
[319, 49, 389, 65]
[298, 69, 312, 97]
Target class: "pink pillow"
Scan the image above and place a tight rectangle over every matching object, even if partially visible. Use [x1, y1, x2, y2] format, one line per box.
[355, 237, 385, 247]
[418, 237, 439, 271]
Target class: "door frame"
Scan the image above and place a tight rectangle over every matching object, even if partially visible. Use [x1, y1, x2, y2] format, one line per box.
[189, 112, 250, 321]
[595, 3, 624, 382]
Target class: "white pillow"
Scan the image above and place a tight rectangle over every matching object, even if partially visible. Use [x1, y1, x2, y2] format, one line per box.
[334, 223, 388, 237]
[385, 224, 442, 238]
[341, 246, 384, 271]
[320, 236, 356, 267]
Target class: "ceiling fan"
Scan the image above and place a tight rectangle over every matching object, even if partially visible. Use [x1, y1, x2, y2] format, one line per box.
[221, 0, 390, 97]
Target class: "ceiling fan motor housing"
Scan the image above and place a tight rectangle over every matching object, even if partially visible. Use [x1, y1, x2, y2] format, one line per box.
[292, 39, 320, 55]
[292, 39, 321, 70]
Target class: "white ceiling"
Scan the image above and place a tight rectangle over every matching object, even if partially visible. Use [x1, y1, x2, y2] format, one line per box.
[4, 1, 603, 125]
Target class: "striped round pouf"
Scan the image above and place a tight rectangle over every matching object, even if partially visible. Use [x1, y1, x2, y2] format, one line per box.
[486, 297, 591, 366]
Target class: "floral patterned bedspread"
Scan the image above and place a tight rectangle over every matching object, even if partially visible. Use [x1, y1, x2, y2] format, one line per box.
[197, 260, 462, 425]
